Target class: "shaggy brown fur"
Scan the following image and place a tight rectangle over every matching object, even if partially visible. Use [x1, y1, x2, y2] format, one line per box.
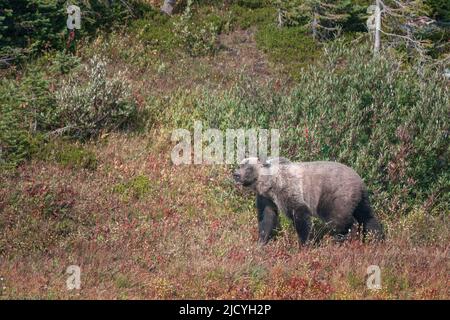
[233, 157, 384, 245]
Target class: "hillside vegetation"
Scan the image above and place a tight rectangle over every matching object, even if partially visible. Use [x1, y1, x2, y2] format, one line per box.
[0, 0, 449, 299]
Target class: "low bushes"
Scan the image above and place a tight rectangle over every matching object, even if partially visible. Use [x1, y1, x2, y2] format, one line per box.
[0, 54, 136, 168]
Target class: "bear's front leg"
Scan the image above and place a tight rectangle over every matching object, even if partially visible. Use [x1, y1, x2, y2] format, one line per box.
[256, 195, 280, 245]
[292, 205, 312, 245]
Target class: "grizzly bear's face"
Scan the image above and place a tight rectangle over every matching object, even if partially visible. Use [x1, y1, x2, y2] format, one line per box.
[233, 157, 260, 188]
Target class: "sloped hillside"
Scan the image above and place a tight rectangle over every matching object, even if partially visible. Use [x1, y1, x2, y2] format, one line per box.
[0, 1, 449, 299]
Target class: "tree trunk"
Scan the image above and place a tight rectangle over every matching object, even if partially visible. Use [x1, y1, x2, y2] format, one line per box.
[312, 12, 318, 41]
[374, 0, 381, 55]
[277, 8, 283, 28]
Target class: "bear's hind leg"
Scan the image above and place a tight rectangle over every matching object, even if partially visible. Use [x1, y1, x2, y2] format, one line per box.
[353, 191, 384, 241]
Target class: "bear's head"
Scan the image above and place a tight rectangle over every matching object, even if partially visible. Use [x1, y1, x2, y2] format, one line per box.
[233, 157, 261, 188]
[233, 157, 290, 193]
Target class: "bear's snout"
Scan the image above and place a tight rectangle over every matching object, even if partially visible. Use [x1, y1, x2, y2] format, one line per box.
[232, 170, 241, 183]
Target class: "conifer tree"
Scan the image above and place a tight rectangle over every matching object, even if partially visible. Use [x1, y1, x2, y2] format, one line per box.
[274, 0, 368, 40]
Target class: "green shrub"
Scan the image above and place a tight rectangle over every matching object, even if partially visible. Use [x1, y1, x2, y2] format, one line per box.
[20, 66, 59, 131]
[133, 3, 230, 57]
[35, 139, 98, 170]
[0, 84, 35, 168]
[231, 0, 269, 9]
[195, 42, 449, 215]
[255, 24, 320, 79]
[113, 175, 153, 200]
[54, 55, 137, 139]
[173, 0, 220, 57]
[230, 5, 275, 29]
[132, 15, 178, 55]
[49, 51, 81, 75]
[0, 67, 55, 168]
[52, 144, 97, 170]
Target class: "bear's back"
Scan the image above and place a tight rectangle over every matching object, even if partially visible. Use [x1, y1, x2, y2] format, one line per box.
[277, 161, 366, 208]
[293, 161, 362, 182]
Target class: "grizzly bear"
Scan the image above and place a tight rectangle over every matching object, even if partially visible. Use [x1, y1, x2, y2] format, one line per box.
[233, 157, 384, 245]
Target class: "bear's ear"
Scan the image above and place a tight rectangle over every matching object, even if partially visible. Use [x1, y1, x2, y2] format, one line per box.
[265, 157, 291, 166]
[262, 159, 272, 168]
[258, 156, 268, 164]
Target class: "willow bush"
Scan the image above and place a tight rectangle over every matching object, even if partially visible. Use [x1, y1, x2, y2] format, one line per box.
[54, 55, 136, 140]
[196, 42, 449, 216]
